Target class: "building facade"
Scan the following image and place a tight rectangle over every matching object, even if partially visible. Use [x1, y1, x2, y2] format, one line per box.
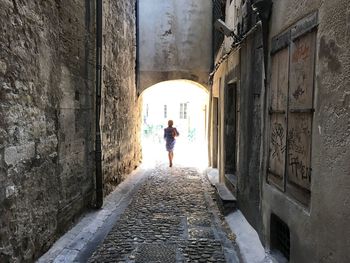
[0, 0, 141, 261]
[209, 0, 350, 261]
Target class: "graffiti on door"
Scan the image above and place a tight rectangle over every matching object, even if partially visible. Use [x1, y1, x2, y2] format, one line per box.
[268, 13, 317, 202]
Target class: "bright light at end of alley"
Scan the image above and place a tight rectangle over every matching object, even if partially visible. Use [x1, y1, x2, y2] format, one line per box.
[140, 80, 209, 170]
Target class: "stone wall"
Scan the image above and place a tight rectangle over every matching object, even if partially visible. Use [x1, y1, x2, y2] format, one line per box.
[0, 0, 142, 261]
[0, 1, 96, 261]
[101, 0, 141, 195]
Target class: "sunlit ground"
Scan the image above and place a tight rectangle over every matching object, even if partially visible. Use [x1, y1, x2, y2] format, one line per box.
[141, 137, 208, 170]
[140, 80, 209, 170]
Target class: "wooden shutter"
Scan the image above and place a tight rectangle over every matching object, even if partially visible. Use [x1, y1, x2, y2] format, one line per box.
[267, 12, 318, 205]
[267, 47, 289, 190]
[286, 30, 316, 200]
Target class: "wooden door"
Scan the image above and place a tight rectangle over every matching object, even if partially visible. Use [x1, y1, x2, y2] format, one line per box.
[224, 83, 237, 174]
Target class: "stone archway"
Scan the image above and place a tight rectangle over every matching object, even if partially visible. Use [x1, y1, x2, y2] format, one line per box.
[140, 80, 209, 168]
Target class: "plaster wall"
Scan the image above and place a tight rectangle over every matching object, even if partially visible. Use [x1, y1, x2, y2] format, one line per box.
[138, 0, 213, 92]
[262, 0, 350, 262]
[211, 58, 225, 172]
[213, 51, 241, 182]
[223, 0, 243, 52]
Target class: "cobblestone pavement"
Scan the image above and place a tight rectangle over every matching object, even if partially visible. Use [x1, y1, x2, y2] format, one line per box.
[88, 164, 240, 263]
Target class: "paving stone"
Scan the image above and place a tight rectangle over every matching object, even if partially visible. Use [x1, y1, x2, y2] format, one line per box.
[88, 165, 239, 262]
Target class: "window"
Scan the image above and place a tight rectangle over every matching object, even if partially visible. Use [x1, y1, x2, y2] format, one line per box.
[180, 103, 188, 119]
[267, 12, 318, 206]
[164, 105, 167, 119]
[213, 0, 226, 55]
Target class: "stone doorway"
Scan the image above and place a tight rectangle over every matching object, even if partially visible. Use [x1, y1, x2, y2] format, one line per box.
[224, 82, 238, 174]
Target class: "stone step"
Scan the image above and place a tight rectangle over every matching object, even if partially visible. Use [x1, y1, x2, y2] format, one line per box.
[224, 173, 237, 196]
[214, 183, 237, 216]
[206, 168, 219, 186]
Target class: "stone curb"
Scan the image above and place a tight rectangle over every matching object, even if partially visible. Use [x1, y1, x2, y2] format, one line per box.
[225, 210, 274, 263]
[36, 167, 150, 263]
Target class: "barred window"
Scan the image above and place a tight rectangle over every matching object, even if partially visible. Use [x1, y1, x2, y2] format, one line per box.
[180, 103, 188, 119]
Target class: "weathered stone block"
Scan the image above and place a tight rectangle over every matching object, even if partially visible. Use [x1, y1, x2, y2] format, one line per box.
[0, 59, 7, 75]
[5, 185, 18, 198]
[4, 142, 35, 166]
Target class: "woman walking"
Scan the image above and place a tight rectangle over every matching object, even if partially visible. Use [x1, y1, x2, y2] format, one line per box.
[164, 120, 179, 167]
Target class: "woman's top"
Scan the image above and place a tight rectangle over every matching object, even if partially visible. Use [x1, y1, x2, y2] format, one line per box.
[164, 127, 179, 151]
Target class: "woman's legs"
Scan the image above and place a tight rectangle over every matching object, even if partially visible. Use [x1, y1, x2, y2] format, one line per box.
[168, 151, 174, 167]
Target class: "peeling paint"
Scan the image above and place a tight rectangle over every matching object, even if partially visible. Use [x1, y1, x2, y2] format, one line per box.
[319, 36, 342, 73]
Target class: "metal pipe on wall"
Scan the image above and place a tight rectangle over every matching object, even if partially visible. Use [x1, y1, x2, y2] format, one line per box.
[95, 0, 103, 208]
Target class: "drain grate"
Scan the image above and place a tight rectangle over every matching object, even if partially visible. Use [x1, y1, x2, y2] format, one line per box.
[135, 244, 177, 263]
[270, 213, 290, 260]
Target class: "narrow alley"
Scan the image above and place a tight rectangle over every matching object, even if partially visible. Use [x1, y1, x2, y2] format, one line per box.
[1, 0, 350, 262]
[88, 164, 237, 262]
[38, 164, 241, 263]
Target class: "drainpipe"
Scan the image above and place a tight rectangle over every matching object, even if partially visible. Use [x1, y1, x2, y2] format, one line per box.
[95, 0, 103, 208]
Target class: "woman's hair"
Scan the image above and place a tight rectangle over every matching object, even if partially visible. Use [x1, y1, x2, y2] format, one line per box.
[168, 120, 173, 127]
